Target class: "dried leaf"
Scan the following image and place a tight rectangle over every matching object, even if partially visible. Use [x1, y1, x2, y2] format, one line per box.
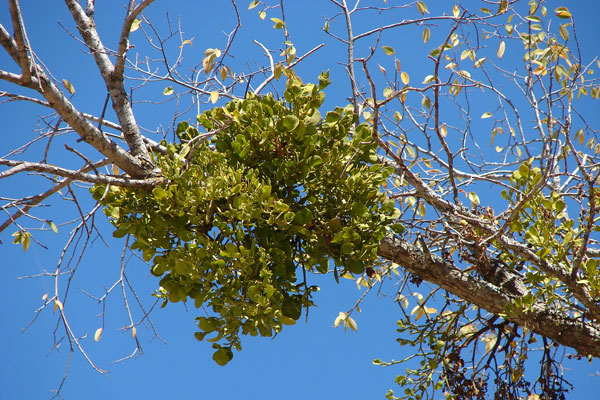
[53, 299, 63, 313]
[131, 326, 137, 339]
[210, 91, 219, 104]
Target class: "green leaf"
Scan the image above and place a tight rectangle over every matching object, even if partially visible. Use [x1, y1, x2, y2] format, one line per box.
[382, 46, 395, 55]
[271, 17, 285, 29]
[21, 231, 31, 252]
[163, 86, 174, 96]
[152, 187, 168, 200]
[49, 221, 58, 234]
[282, 115, 300, 131]
[212, 348, 233, 366]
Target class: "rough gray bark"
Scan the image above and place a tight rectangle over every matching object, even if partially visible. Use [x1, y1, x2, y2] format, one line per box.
[379, 236, 600, 358]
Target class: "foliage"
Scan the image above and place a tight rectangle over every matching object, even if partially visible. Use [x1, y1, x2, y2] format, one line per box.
[92, 75, 401, 364]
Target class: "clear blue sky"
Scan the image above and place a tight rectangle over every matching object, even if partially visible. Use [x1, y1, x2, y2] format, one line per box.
[1, 1, 599, 399]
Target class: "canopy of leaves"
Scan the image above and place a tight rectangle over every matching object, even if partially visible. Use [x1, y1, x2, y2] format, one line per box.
[92, 75, 401, 363]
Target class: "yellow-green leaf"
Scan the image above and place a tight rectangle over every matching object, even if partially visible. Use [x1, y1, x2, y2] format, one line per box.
[469, 192, 480, 207]
[401, 71, 410, 85]
[559, 24, 570, 41]
[259, 10, 266, 20]
[417, 1, 429, 15]
[49, 221, 58, 234]
[62, 79, 75, 95]
[554, 7, 571, 19]
[163, 86, 173, 96]
[345, 316, 358, 331]
[382, 45, 395, 55]
[248, 0, 259, 9]
[422, 27, 430, 43]
[481, 112, 492, 119]
[271, 17, 285, 29]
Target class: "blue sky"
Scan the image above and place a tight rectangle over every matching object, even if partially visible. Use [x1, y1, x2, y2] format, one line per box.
[1, 1, 600, 399]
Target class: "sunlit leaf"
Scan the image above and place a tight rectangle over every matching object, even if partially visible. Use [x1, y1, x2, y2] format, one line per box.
[271, 17, 285, 29]
[382, 45, 395, 55]
[345, 316, 358, 331]
[422, 27, 430, 43]
[130, 18, 142, 32]
[474, 57, 486, 68]
[131, 326, 137, 339]
[62, 79, 75, 95]
[440, 124, 447, 137]
[481, 112, 492, 119]
[554, 7, 572, 19]
[94, 327, 103, 342]
[49, 221, 58, 234]
[210, 91, 219, 104]
[180, 39, 193, 48]
[469, 192, 480, 207]
[417, 1, 429, 15]
[53, 299, 63, 313]
[163, 86, 174, 96]
[334, 311, 346, 327]
[248, 0, 259, 9]
[497, 41, 506, 59]
[453, 4, 460, 18]
[401, 71, 410, 85]
[559, 24, 570, 41]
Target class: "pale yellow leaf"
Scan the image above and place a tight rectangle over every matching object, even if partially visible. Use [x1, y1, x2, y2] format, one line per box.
[334, 312, 347, 327]
[453, 4, 460, 18]
[497, 41, 506, 59]
[130, 18, 142, 32]
[131, 326, 137, 339]
[42, 293, 48, 301]
[94, 327, 103, 342]
[345, 316, 358, 331]
[210, 91, 219, 104]
[401, 71, 410, 85]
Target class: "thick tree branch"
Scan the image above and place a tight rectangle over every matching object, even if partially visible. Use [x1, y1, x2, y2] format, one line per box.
[0, 158, 163, 189]
[64, 0, 155, 169]
[378, 236, 600, 358]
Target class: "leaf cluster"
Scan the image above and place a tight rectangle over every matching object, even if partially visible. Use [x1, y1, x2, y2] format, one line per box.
[92, 75, 401, 364]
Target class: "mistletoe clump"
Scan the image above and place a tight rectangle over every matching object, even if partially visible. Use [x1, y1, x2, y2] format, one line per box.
[92, 74, 401, 365]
